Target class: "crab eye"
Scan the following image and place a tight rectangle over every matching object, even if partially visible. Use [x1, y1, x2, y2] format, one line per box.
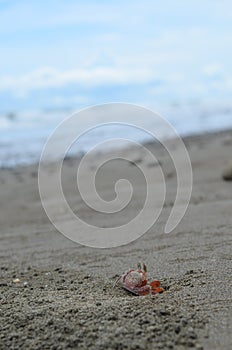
[143, 263, 147, 273]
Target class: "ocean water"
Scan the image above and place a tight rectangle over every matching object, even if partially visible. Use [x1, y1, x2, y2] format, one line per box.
[0, 103, 232, 167]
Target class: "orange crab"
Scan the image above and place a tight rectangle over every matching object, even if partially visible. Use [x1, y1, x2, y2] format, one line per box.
[114, 263, 164, 296]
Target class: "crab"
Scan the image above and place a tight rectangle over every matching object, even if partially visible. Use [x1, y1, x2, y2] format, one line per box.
[114, 263, 164, 296]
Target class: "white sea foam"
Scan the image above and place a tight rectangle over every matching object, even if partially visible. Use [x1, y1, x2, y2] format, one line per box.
[0, 103, 232, 167]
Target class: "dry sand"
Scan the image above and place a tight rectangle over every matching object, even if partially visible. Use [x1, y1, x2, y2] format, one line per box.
[0, 130, 232, 349]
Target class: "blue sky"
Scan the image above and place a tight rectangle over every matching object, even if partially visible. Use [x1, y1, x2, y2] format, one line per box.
[0, 0, 232, 112]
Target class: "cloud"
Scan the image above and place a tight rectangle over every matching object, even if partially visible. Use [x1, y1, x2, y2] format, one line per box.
[0, 66, 156, 96]
[203, 63, 223, 76]
[1, 0, 232, 107]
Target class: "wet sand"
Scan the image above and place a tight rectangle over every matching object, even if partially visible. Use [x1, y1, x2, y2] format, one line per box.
[0, 130, 232, 349]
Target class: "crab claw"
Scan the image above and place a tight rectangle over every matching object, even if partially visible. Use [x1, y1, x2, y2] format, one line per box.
[152, 287, 164, 294]
[150, 280, 161, 288]
[150, 280, 164, 294]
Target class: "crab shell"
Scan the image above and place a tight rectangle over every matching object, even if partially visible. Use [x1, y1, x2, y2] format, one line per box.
[121, 269, 164, 296]
[123, 269, 147, 287]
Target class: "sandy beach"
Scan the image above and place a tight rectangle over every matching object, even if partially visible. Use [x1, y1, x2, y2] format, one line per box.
[0, 129, 232, 349]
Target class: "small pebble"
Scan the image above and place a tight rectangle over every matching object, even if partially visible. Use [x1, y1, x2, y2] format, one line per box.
[222, 164, 232, 181]
[13, 278, 20, 283]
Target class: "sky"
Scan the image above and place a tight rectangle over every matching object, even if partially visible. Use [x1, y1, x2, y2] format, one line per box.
[0, 0, 232, 112]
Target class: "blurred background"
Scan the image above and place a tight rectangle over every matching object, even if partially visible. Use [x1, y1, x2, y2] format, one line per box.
[0, 0, 232, 166]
